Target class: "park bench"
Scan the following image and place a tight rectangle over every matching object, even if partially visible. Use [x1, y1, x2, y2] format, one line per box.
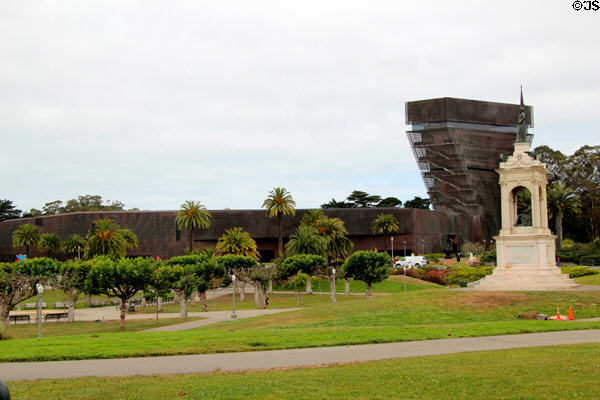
[24, 302, 47, 310]
[53, 302, 67, 309]
[126, 304, 136, 314]
[9, 314, 30, 324]
[44, 312, 69, 322]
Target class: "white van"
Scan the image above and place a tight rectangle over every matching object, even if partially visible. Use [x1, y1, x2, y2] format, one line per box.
[395, 256, 428, 268]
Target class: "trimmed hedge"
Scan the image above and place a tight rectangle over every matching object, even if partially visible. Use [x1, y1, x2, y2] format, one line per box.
[560, 266, 599, 278]
[447, 266, 494, 285]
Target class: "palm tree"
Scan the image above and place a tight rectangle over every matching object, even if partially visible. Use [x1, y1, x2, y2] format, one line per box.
[548, 184, 581, 248]
[262, 187, 296, 257]
[176, 200, 212, 252]
[286, 226, 327, 256]
[300, 209, 325, 227]
[63, 234, 86, 258]
[37, 233, 62, 257]
[371, 213, 400, 252]
[119, 229, 139, 250]
[12, 223, 40, 255]
[84, 218, 127, 259]
[215, 227, 260, 260]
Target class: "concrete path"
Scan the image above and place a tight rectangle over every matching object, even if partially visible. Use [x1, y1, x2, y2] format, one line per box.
[2, 329, 599, 381]
[142, 308, 300, 332]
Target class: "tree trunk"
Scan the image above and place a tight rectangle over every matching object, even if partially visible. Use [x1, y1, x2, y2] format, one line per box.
[329, 277, 336, 303]
[176, 290, 188, 318]
[67, 294, 77, 323]
[253, 281, 267, 309]
[365, 282, 372, 298]
[200, 291, 207, 312]
[556, 213, 563, 249]
[85, 294, 91, 307]
[119, 298, 127, 330]
[0, 305, 9, 337]
[278, 214, 283, 258]
[344, 278, 350, 295]
[306, 279, 312, 294]
[240, 284, 245, 302]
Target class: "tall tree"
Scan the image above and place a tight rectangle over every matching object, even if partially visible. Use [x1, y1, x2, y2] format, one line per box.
[0, 258, 60, 336]
[533, 145, 567, 185]
[320, 198, 354, 208]
[547, 184, 581, 248]
[63, 234, 86, 258]
[342, 251, 391, 297]
[376, 197, 403, 208]
[165, 255, 223, 314]
[55, 260, 92, 322]
[37, 233, 62, 258]
[371, 213, 399, 252]
[84, 218, 137, 260]
[215, 227, 260, 260]
[262, 187, 296, 257]
[0, 199, 21, 221]
[217, 255, 273, 309]
[12, 223, 40, 256]
[176, 200, 212, 252]
[85, 257, 155, 329]
[404, 196, 431, 209]
[285, 226, 327, 257]
[347, 190, 381, 208]
[566, 145, 600, 241]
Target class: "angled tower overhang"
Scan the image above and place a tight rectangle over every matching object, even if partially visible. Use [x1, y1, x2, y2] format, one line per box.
[406, 97, 534, 238]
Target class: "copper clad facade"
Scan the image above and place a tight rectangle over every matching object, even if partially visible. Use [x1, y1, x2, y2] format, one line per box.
[0, 208, 476, 261]
[406, 97, 533, 238]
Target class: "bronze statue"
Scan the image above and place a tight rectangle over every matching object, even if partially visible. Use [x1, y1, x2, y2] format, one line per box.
[516, 86, 528, 142]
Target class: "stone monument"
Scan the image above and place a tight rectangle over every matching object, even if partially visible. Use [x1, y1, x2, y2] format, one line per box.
[470, 90, 577, 290]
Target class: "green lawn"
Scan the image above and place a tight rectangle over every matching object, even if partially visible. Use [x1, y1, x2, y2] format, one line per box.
[8, 343, 600, 399]
[2, 285, 600, 362]
[2, 317, 205, 340]
[575, 273, 600, 285]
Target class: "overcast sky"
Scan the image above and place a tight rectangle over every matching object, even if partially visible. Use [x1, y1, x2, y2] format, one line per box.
[2, 1, 599, 212]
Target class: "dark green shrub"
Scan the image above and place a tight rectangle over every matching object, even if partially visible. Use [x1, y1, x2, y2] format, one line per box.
[560, 266, 599, 277]
[480, 250, 497, 264]
[448, 266, 494, 285]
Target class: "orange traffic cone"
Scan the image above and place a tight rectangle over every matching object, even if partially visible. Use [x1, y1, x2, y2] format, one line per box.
[568, 306, 575, 320]
[556, 305, 563, 320]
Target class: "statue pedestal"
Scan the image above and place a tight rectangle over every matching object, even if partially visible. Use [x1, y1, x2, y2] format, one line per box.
[470, 139, 577, 291]
[470, 232, 577, 290]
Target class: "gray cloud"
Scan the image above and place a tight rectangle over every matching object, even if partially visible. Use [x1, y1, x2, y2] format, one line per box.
[1, 1, 598, 212]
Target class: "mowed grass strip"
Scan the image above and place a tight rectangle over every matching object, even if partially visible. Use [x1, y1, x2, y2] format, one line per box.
[2, 287, 600, 362]
[9, 343, 600, 400]
[138, 276, 435, 314]
[2, 317, 205, 340]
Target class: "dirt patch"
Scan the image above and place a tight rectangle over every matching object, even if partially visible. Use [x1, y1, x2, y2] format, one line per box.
[443, 292, 530, 309]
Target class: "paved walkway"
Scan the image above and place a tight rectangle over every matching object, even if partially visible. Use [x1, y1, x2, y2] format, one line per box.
[2, 329, 599, 381]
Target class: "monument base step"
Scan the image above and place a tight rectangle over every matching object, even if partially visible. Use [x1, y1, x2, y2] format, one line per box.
[468, 265, 578, 291]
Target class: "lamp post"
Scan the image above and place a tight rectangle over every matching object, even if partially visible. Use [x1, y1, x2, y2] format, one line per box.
[231, 274, 237, 320]
[483, 239, 487, 252]
[391, 237, 394, 264]
[403, 241, 407, 257]
[36, 283, 44, 338]
[331, 268, 336, 303]
[77, 245, 81, 260]
[421, 239, 425, 255]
